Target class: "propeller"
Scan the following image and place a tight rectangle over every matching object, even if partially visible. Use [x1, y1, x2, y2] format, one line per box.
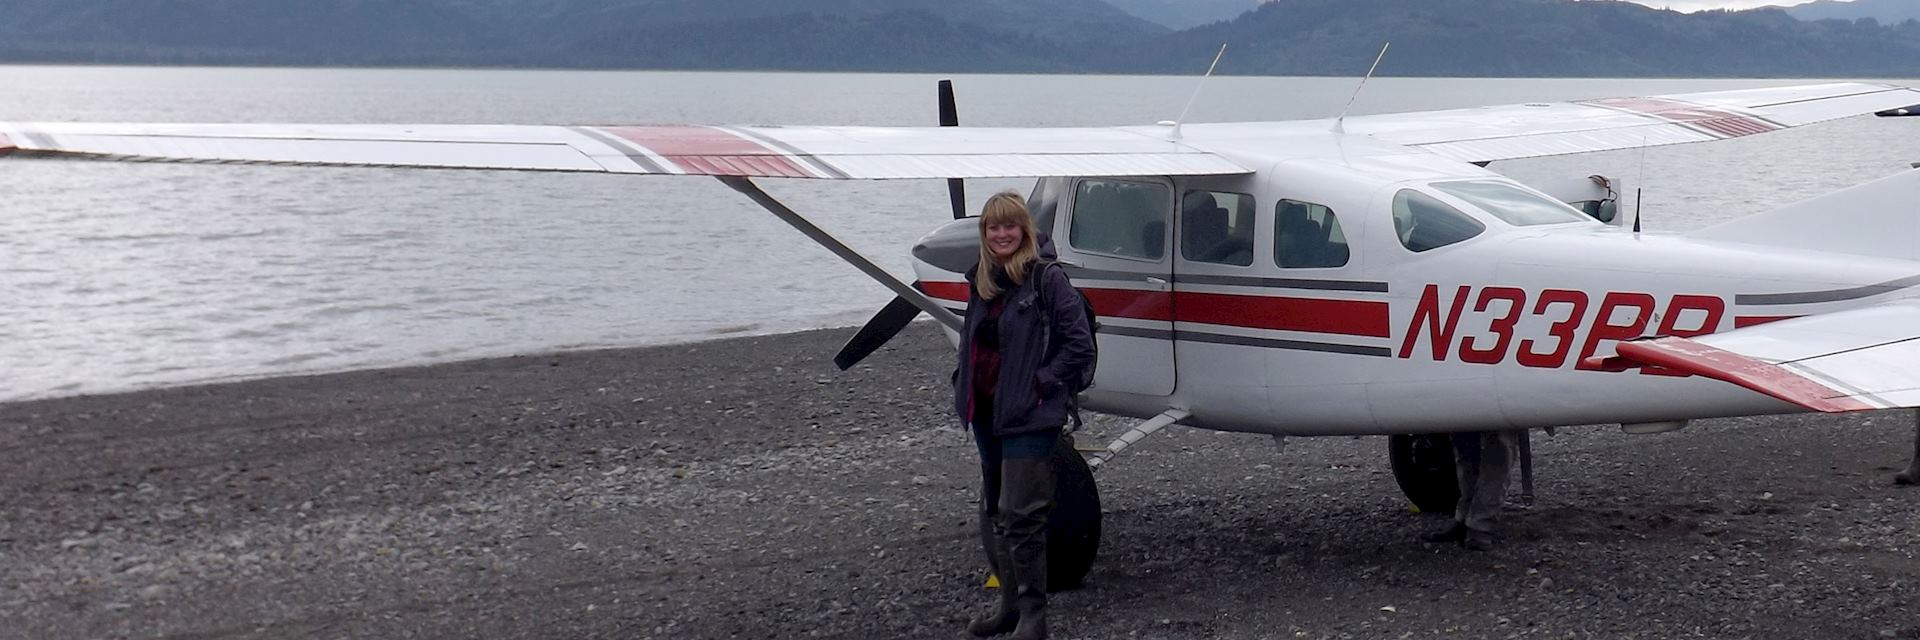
[940, 79, 967, 220]
[831, 79, 968, 370]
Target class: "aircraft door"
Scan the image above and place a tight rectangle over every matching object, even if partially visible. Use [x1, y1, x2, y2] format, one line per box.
[1055, 177, 1176, 397]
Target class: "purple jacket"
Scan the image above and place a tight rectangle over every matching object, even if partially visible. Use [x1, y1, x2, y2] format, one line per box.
[952, 238, 1096, 436]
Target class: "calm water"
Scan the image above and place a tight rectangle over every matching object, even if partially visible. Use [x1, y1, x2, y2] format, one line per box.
[2, 67, 1917, 401]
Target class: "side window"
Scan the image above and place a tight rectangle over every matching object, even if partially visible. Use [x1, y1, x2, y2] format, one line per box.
[1180, 190, 1255, 267]
[1274, 200, 1350, 268]
[1392, 189, 1485, 253]
[1069, 179, 1169, 261]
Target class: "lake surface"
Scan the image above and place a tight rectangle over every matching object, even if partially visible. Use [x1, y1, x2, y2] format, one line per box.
[2, 67, 1916, 401]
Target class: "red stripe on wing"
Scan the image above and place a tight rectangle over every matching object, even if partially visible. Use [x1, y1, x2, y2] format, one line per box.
[1612, 338, 1874, 412]
[1583, 96, 1783, 139]
[601, 125, 815, 178]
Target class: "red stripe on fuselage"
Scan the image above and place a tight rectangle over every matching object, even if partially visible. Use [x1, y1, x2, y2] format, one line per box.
[917, 281, 1388, 338]
[0, 133, 13, 155]
[601, 126, 814, 178]
[923, 281, 971, 302]
[1175, 291, 1390, 338]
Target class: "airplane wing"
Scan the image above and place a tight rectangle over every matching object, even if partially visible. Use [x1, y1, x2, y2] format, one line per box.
[0, 122, 1250, 179]
[1338, 82, 1920, 164]
[7, 82, 1914, 177]
[1598, 300, 1920, 413]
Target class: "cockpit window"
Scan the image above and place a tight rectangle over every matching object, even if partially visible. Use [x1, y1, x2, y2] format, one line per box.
[1392, 189, 1484, 253]
[1431, 180, 1594, 226]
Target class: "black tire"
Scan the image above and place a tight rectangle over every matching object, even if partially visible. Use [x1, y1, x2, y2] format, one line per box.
[1389, 433, 1459, 514]
[1047, 433, 1100, 591]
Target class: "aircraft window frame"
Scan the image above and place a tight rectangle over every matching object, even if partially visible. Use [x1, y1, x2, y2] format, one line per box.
[1392, 188, 1486, 253]
[1028, 177, 1064, 233]
[1272, 199, 1350, 269]
[1429, 180, 1596, 227]
[1067, 178, 1171, 262]
[1179, 189, 1256, 267]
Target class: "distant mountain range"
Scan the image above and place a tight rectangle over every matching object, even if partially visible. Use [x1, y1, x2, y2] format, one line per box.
[1, 0, 1917, 76]
[1782, 0, 1920, 24]
[1121, 0, 1920, 77]
[1102, 0, 1263, 29]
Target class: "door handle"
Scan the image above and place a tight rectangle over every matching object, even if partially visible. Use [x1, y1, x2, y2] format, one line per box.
[1145, 276, 1169, 289]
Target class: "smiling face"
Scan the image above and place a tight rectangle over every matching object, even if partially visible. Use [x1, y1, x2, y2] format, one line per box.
[985, 220, 1025, 260]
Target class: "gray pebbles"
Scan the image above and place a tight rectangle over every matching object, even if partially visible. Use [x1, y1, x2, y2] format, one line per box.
[1, 323, 1915, 639]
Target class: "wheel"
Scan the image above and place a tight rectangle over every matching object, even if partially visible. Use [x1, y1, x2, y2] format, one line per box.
[1047, 433, 1100, 591]
[1389, 433, 1459, 514]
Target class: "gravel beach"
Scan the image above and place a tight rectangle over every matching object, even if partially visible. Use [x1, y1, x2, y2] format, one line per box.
[3, 323, 1916, 640]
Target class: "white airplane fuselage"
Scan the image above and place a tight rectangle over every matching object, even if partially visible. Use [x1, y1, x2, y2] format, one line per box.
[913, 129, 1920, 436]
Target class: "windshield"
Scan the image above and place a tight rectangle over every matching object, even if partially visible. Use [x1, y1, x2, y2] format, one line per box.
[1431, 180, 1594, 227]
[1393, 189, 1484, 253]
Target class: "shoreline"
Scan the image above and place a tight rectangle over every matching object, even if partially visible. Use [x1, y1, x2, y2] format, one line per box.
[0, 310, 895, 407]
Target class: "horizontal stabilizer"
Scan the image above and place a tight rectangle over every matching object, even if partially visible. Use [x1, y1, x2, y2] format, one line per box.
[1602, 300, 1920, 413]
[1688, 167, 1920, 261]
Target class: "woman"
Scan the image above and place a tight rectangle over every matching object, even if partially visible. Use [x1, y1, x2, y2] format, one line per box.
[953, 190, 1095, 640]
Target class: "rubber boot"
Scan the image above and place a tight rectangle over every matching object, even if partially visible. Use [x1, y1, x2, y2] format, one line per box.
[1003, 456, 1054, 640]
[1420, 522, 1467, 544]
[968, 515, 1019, 636]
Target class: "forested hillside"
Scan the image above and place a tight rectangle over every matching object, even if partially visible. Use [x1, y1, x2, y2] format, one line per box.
[2, 0, 1917, 76]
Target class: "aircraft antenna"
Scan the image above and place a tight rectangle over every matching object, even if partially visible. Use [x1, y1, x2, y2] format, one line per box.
[1633, 134, 1648, 233]
[1332, 42, 1391, 134]
[1169, 43, 1229, 141]
[1632, 188, 1643, 233]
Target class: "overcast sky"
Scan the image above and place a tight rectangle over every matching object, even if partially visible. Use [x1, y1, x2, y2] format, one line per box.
[1623, 0, 1820, 11]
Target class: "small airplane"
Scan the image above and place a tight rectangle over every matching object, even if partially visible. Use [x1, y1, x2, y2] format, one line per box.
[5, 79, 1920, 588]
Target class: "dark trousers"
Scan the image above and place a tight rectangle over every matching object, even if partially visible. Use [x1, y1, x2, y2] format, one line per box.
[972, 421, 1060, 613]
[1452, 430, 1517, 533]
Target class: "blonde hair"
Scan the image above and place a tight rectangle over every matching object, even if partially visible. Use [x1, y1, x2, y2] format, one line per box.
[975, 190, 1040, 300]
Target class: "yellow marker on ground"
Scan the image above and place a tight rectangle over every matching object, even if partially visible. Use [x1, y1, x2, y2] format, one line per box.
[984, 573, 1000, 589]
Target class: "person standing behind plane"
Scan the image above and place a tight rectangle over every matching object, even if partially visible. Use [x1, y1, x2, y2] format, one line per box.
[953, 190, 1095, 640]
[1422, 430, 1520, 551]
[1894, 410, 1920, 486]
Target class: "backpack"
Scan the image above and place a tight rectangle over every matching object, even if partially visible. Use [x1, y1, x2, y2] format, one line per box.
[1036, 261, 1099, 428]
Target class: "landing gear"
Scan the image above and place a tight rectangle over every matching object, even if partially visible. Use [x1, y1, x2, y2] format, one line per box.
[1389, 433, 1458, 514]
[1048, 433, 1100, 591]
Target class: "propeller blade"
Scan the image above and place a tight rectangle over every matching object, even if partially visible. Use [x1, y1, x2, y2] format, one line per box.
[833, 295, 926, 370]
[940, 79, 967, 220]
